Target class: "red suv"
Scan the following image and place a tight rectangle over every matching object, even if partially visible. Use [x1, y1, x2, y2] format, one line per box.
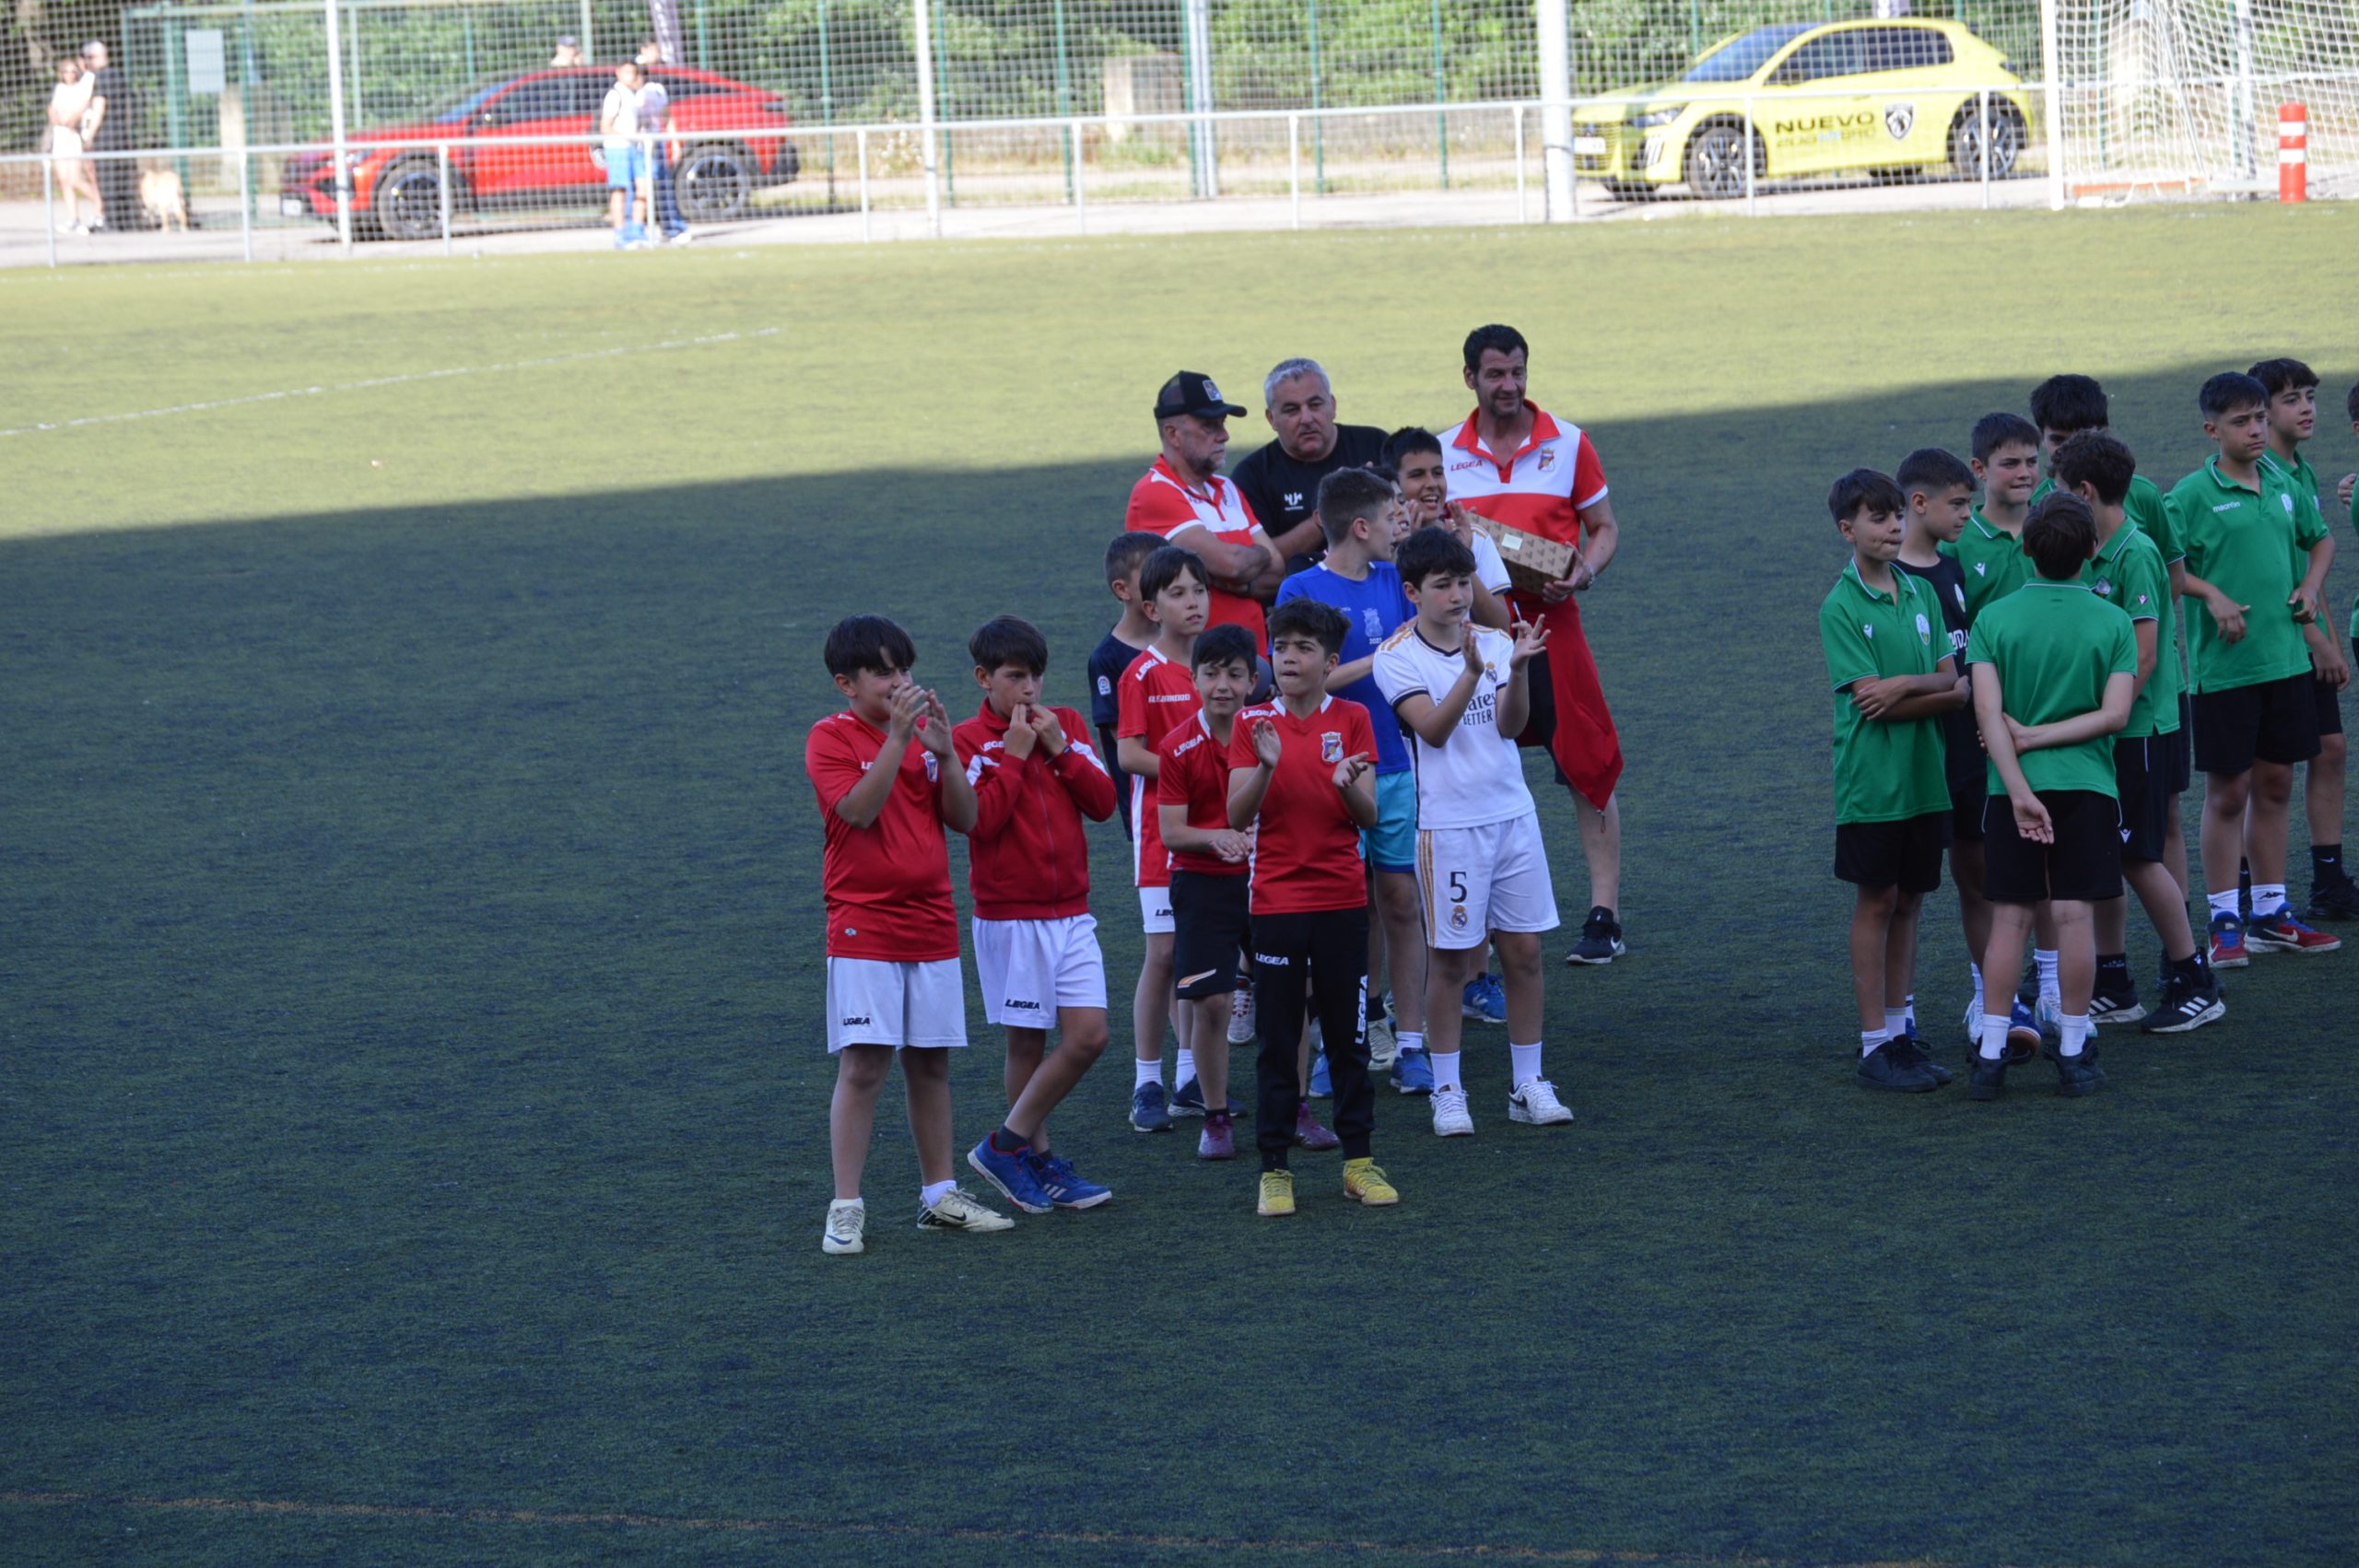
[283, 66, 800, 240]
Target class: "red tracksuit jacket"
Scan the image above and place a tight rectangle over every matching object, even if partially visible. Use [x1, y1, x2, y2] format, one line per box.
[952, 702, 1118, 920]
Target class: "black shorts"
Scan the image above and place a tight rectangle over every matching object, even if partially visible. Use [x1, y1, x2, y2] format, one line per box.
[1835, 812, 1950, 893]
[2112, 735, 2176, 865]
[1169, 870, 1250, 1000]
[2168, 693, 2194, 794]
[1982, 789, 2124, 905]
[2317, 673, 2345, 739]
[1950, 782, 1989, 844]
[2190, 672, 2322, 775]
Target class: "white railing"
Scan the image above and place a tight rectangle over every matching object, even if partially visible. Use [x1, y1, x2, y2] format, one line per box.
[7, 70, 2351, 267]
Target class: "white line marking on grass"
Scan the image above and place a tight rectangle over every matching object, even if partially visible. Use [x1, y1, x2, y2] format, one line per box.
[0, 326, 780, 439]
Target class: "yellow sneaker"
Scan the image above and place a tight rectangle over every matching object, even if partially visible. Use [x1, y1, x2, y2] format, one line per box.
[1257, 1169, 1296, 1217]
[1342, 1157, 1399, 1207]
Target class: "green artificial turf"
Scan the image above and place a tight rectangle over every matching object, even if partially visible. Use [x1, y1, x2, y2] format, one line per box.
[4, 206, 2357, 1567]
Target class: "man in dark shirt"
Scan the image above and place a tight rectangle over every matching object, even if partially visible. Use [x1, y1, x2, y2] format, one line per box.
[1229, 357, 1390, 577]
[80, 41, 143, 230]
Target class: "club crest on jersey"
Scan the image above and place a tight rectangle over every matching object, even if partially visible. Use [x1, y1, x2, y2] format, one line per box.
[922, 753, 939, 781]
[1884, 101, 1915, 141]
[2094, 577, 2113, 598]
[1363, 608, 1384, 639]
[1536, 447, 1558, 473]
[1915, 613, 1932, 644]
[2283, 494, 2296, 516]
[1449, 904, 1469, 930]
[1954, 584, 1966, 609]
[1321, 732, 1344, 763]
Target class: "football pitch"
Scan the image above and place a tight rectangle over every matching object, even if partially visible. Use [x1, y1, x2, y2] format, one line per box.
[6, 207, 2358, 1567]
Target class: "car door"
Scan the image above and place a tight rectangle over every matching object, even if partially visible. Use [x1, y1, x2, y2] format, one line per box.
[470, 73, 598, 198]
[1760, 28, 1876, 178]
[1859, 25, 1958, 168]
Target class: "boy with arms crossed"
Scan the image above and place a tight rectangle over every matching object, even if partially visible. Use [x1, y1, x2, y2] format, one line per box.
[1156, 624, 1261, 1161]
[1116, 546, 1218, 1130]
[1373, 530, 1569, 1137]
[1967, 495, 2139, 1099]
[2167, 372, 2340, 965]
[1821, 470, 1968, 1092]
[808, 615, 1010, 1255]
[1090, 532, 1167, 842]
[2051, 433, 2224, 1033]
[956, 616, 1121, 1213]
[2249, 358, 2358, 921]
[1227, 600, 1393, 1214]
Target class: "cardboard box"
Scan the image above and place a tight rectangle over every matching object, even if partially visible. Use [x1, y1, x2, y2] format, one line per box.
[1464, 514, 1578, 598]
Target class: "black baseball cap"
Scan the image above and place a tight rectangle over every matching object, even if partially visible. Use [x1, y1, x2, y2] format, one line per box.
[1154, 371, 1246, 421]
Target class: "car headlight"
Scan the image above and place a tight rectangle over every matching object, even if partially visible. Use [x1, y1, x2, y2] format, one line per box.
[1631, 104, 1684, 130]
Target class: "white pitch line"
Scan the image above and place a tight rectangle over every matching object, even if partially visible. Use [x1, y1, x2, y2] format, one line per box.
[0, 326, 780, 439]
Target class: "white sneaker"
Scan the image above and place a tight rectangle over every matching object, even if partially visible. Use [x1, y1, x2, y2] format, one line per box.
[822, 1198, 865, 1255]
[1430, 1086, 1474, 1137]
[1962, 996, 1980, 1046]
[916, 1187, 1014, 1233]
[1508, 1078, 1575, 1126]
[1365, 1014, 1398, 1069]
[1227, 982, 1256, 1044]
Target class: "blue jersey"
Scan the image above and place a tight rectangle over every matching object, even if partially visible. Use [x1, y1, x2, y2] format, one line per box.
[1275, 562, 1414, 774]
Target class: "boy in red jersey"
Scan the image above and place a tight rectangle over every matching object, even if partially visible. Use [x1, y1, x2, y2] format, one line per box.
[955, 616, 1121, 1214]
[1156, 623, 1260, 1161]
[1227, 598, 1394, 1217]
[1115, 546, 1220, 1130]
[806, 615, 1010, 1257]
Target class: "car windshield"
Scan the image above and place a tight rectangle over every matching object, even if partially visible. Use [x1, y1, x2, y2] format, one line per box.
[433, 81, 510, 123]
[1683, 23, 1813, 83]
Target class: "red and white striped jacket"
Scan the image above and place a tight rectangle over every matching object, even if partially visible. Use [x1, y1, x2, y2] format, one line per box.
[953, 701, 1117, 920]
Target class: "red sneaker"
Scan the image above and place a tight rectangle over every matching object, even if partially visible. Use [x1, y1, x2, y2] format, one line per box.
[1293, 1103, 1340, 1151]
[2248, 908, 2342, 954]
[1197, 1112, 1237, 1161]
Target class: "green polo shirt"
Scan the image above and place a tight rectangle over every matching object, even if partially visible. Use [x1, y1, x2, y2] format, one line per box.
[1966, 579, 2137, 798]
[1821, 562, 1952, 825]
[2166, 458, 2330, 694]
[2034, 473, 2180, 563]
[2083, 518, 2179, 739]
[1943, 509, 2033, 626]
[2258, 448, 2337, 638]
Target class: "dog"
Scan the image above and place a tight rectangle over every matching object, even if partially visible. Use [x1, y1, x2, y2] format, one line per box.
[139, 167, 191, 232]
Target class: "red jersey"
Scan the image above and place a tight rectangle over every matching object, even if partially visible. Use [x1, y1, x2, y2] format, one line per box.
[1116, 644, 1203, 889]
[1123, 455, 1271, 642]
[1157, 710, 1249, 878]
[804, 710, 959, 961]
[1227, 696, 1378, 915]
[953, 702, 1117, 921]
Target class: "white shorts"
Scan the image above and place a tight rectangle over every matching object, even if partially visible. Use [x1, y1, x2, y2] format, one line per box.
[826, 956, 968, 1053]
[52, 126, 85, 158]
[973, 913, 1109, 1024]
[1138, 883, 1174, 935]
[1415, 813, 1560, 950]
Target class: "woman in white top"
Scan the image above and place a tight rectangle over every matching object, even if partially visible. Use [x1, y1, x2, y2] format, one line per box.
[47, 58, 103, 233]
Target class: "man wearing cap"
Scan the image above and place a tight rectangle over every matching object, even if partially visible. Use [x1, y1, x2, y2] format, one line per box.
[1230, 357, 1390, 578]
[1125, 372, 1287, 641]
[1442, 322, 1631, 967]
[550, 35, 584, 64]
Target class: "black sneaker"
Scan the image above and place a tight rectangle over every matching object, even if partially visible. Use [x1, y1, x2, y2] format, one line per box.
[2048, 1040, 2106, 1097]
[1897, 1028, 1954, 1085]
[1565, 906, 1625, 965]
[2089, 974, 2143, 1024]
[1967, 1054, 2012, 1101]
[2306, 876, 2359, 921]
[1856, 1040, 1939, 1093]
[2140, 968, 2225, 1034]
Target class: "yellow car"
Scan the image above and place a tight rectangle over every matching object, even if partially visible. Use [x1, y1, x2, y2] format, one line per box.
[1571, 20, 2034, 200]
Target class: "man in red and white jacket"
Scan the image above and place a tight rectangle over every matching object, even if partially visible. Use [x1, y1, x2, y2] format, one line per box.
[1443, 322, 1630, 967]
[953, 616, 1121, 1214]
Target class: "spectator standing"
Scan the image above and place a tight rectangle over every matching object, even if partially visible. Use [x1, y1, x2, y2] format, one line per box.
[1124, 371, 1284, 643]
[633, 59, 689, 243]
[47, 58, 102, 234]
[1229, 357, 1389, 576]
[80, 41, 142, 231]
[550, 35, 584, 65]
[601, 61, 649, 248]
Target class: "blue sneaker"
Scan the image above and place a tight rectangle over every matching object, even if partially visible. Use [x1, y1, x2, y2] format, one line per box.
[1309, 1051, 1332, 1097]
[966, 1136, 1052, 1215]
[1028, 1151, 1113, 1210]
[2002, 1000, 2042, 1063]
[1461, 974, 1506, 1025]
[1173, 1078, 1245, 1117]
[1128, 1081, 1172, 1133]
[1391, 1046, 1434, 1094]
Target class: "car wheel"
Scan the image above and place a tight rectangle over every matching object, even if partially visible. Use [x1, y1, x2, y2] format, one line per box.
[1684, 122, 1759, 200]
[773, 141, 801, 186]
[372, 158, 448, 242]
[1949, 100, 2025, 181]
[677, 145, 753, 221]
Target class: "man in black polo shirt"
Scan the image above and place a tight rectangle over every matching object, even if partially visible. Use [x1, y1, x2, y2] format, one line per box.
[1230, 357, 1390, 577]
[80, 41, 145, 231]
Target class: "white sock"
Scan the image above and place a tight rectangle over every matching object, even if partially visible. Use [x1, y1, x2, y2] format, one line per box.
[2253, 883, 2288, 917]
[1509, 1041, 1543, 1086]
[2059, 1012, 2091, 1057]
[1883, 1007, 1908, 1040]
[1133, 1058, 1161, 1091]
[1176, 1047, 1196, 1085]
[1396, 1030, 1425, 1056]
[1429, 1050, 1463, 1091]
[1902, 993, 1917, 1031]
[2035, 949, 2060, 1008]
[920, 1179, 956, 1210]
[1978, 1013, 2013, 1061]
[1861, 1029, 1890, 1058]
